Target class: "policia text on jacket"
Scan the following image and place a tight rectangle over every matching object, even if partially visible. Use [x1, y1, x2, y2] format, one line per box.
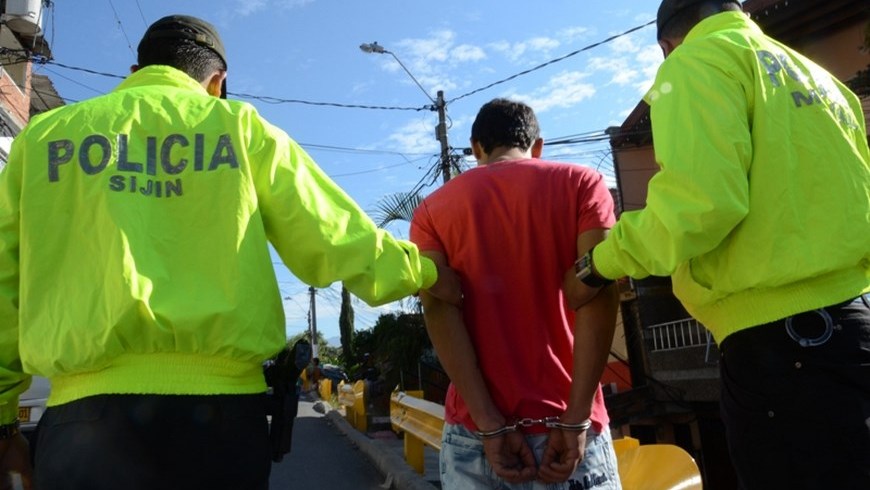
[47, 133, 239, 197]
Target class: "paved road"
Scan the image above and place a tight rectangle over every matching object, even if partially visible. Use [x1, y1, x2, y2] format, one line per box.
[269, 399, 389, 489]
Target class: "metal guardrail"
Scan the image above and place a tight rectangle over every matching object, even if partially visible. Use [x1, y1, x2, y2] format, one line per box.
[338, 380, 367, 432]
[390, 390, 444, 474]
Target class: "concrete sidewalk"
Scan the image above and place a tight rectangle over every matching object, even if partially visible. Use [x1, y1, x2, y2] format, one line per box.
[322, 405, 441, 490]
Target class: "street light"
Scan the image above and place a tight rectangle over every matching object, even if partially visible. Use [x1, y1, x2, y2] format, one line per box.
[359, 41, 436, 104]
[359, 41, 451, 183]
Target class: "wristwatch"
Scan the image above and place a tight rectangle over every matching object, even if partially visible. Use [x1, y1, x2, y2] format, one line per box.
[0, 420, 20, 439]
[574, 248, 614, 288]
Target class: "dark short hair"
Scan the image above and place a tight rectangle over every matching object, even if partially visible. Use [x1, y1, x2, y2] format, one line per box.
[658, 1, 741, 40]
[471, 98, 540, 155]
[137, 17, 227, 83]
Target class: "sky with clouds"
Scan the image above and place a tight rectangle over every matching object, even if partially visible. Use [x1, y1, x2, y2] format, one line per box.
[39, 0, 665, 342]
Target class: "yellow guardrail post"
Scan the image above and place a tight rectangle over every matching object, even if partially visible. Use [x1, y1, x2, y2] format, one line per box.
[614, 437, 703, 490]
[319, 378, 332, 401]
[390, 389, 444, 474]
[338, 380, 368, 432]
[353, 380, 367, 432]
[300, 368, 309, 392]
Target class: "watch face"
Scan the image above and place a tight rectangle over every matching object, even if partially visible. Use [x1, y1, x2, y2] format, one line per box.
[575, 254, 593, 279]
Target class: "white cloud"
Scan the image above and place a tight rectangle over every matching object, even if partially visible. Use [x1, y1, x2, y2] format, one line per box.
[507, 71, 596, 113]
[232, 0, 313, 17]
[635, 44, 663, 94]
[610, 35, 640, 54]
[397, 30, 454, 64]
[528, 37, 560, 52]
[380, 30, 490, 96]
[451, 44, 487, 63]
[489, 36, 560, 64]
[558, 26, 591, 44]
[233, 0, 267, 16]
[387, 117, 441, 155]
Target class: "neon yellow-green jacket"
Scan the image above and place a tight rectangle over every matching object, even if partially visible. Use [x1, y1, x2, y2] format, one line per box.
[594, 12, 870, 344]
[0, 66, 437, 423]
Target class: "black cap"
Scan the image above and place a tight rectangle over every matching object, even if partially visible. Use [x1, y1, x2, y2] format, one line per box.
[656, 0, 743, 40]
[656, 0, 707, 40]
[138, 15, 228, 98]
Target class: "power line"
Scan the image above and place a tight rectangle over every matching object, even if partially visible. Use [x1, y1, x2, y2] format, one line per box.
[36, 66, 99, 99]
[106, 0, 136, 58]
[29, 58, 431, 111]
[230, 91, 428, 111]
[447, 19, 655, 105]
[133, 0, 148, 27]
[299, 142, 431, 158]
[329, 160, 415, 179]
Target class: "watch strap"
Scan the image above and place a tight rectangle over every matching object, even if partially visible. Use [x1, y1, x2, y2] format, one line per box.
[574, 251, 614, 288]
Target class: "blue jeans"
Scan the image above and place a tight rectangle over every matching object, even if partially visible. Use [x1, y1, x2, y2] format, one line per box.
[440, 422, 621, 490]
[719, 294, 870, 489]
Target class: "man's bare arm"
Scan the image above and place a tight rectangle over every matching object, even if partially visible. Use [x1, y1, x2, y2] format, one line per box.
[562, 228, 611, 310]
[419, 251, 536, 483]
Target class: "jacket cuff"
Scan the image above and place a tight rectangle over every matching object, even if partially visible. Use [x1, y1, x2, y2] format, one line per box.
[420, 256, 438, 290]
[592, 240, 622, 280]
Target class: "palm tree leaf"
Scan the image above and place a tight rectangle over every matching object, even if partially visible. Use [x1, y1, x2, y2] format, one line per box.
[373, 191, 424, 228]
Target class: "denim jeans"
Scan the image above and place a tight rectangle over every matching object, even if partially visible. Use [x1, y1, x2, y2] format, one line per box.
[440, 422, 621, 490]
[719, 293, 870, 490]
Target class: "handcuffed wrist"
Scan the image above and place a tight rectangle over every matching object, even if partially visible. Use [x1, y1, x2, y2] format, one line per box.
[473, 416, 591, 439]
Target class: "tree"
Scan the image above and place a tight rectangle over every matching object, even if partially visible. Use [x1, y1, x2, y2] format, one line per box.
[372, 191, 424, 227]
[336, 190, 426, 371]
[338, 286, 355, 369]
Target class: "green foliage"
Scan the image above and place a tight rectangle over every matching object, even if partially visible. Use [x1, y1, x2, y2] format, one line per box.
[372, 191, 424, 228]
[349, 311, 431, 386]
[338, 286, 355, 370]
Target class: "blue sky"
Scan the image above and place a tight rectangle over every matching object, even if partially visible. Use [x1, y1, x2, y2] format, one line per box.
[39, 0, 664, 342]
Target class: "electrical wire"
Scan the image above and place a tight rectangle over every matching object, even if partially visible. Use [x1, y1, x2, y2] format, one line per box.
[329, 160, 415, 179]
[229, 91, 429, 111]
[106, 0, 136, 58]
[133, 0, 148, 27]
[300, 143, 432, 159]
[447, 19, 656, 105]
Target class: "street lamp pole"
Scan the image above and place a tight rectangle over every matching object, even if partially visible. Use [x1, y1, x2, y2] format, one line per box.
[360, 42, 452, 183]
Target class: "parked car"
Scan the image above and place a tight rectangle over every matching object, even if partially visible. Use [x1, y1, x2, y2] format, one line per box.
[18, 375, 50, 438]
[320, 364, 348, 384]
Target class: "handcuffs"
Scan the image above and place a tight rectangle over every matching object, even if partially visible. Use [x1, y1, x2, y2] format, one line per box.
[474, 417, 592, 439]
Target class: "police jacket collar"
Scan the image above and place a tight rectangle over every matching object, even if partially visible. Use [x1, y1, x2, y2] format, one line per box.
[114, 65, 209, 96]
[682, 11, 761, 45]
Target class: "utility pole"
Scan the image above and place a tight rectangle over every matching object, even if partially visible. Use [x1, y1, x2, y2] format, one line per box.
[308, 286, 319, 358]
[360, 43, 453, 185]
[435, 90, 451, 183]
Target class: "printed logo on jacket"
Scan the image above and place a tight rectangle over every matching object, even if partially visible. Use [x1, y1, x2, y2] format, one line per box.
[46, 133, 239, 198]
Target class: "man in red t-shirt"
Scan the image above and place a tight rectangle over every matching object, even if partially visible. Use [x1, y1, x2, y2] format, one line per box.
[410, 98, 621, 489]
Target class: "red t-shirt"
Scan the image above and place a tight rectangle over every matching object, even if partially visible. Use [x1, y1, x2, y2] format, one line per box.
[410, 159, 616, 433]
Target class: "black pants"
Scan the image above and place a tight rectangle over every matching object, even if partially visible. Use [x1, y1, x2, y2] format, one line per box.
[33, 394, 271, 490]
[719, 294, 870, 490]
